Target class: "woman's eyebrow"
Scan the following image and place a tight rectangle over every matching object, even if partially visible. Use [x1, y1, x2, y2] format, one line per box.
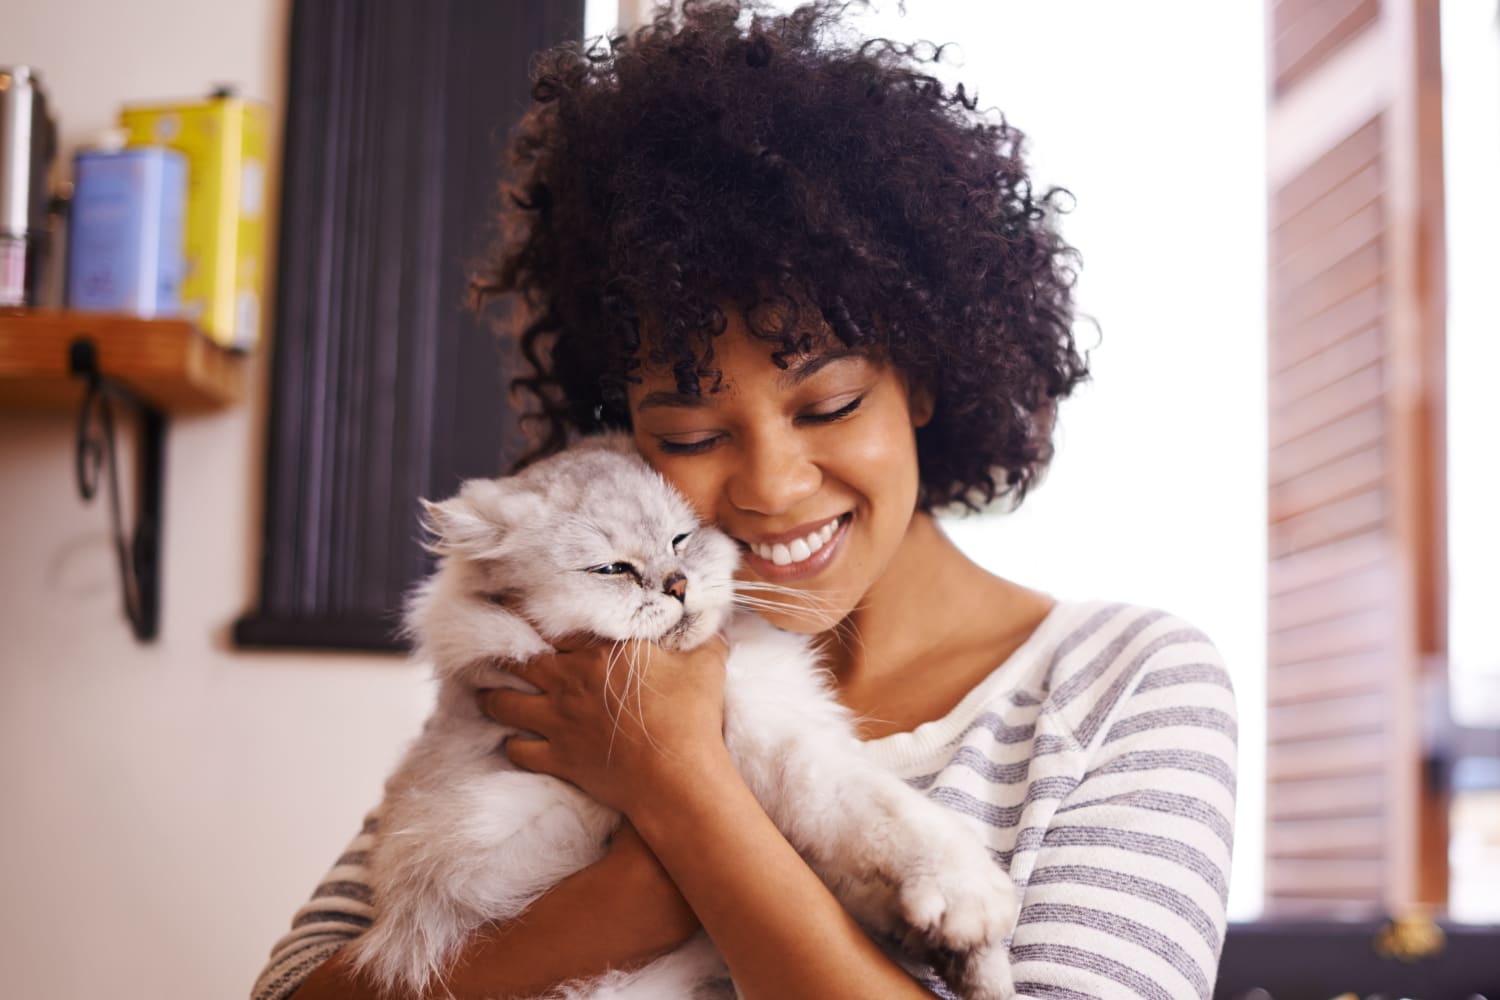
[634, 349, 868, 411]
[778, 348, 867, 388]
[635, 390, 709, 412]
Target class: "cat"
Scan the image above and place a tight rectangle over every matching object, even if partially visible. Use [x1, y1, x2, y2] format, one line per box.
[348, 433, 1016, 999]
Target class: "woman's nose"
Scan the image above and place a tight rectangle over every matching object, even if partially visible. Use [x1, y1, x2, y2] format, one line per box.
[726, 438, 821, 516]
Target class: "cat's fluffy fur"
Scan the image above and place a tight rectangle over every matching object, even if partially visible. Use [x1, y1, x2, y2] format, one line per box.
[349, 434, 1016, 999]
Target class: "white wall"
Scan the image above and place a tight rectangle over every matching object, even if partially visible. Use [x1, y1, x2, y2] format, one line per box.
[836, 1, 1270, 919]
[0, 2, 434, 997]
[0, 6, 1269, 998]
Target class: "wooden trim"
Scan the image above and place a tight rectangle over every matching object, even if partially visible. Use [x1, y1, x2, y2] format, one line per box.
[1268, 443, 1385, 523]
[1267, 530, 1385, 597]
[1269, 283, 1385, 373]
[1267, 22, 1390, 188]
[1266, 690, 1388, 743]
[1273, 0, 1382, 95]
[1268, 486, 1386, 558]
[1267, 774, 1388, 820]
[1263, 0, 1450, 918]
[1264, 857, 1385, 896]
[1272, 159, 1384, 251]
[1269, 362, 1385, 451]
[1268, 651, 1389, 705]
[1266, 815, 1385, 860]
[1378, 0, 1449, 909]
[1267, 731, 1389, 782]
[1270, 241, 1386, 334]
[1268, 562, 1395, 633]
[1269, 327, 1384, 415]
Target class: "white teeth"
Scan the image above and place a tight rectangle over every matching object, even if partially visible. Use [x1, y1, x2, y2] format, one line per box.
[749, 517, 843, 566]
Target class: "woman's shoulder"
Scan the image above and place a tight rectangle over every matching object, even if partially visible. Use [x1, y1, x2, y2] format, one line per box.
[1028, 597, 1237, 753]
[1034, 598, 1231, 681]
[862, 597, 1234, 770]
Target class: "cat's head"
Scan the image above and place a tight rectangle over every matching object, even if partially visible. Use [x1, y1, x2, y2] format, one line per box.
[417, 434, 739, 652]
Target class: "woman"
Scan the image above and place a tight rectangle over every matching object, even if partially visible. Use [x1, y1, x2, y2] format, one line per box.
[254, 3, 1236, 998]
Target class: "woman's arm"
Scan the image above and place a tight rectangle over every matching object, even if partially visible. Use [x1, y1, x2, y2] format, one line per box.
[1003, 624, 1239, 998]
[493, 640, 943, 1000]
[628, 745, 939, 1000]
[261, 821, 699, 1000]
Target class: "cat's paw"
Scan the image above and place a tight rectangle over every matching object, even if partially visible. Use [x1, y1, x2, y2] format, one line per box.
[894, 832, 1017, 998]
[929, 942, 1014, 1000]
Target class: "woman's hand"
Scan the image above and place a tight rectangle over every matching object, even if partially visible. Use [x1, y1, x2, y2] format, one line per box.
[479, 635, 730, 819]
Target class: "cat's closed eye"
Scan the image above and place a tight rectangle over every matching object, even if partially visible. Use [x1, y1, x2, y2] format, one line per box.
[588, 562, 640, 579]
[672, 532, 691, 552]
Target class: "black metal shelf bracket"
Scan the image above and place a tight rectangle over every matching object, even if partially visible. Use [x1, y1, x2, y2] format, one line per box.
[68, 336, 165, 641]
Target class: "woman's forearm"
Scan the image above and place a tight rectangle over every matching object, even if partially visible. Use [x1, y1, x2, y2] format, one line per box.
[289, 835, 699, 1000]
[630, 747, 935, 1000]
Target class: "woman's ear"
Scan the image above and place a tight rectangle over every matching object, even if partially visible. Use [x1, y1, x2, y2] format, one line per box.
[908, 380, 935, 429]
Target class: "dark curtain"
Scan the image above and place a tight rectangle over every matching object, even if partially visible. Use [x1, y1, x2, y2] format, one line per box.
[236, 0, 584, 651]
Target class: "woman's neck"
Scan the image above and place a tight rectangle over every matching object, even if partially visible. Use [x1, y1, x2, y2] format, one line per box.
[818, 512, 984, 682]
[816, 512, 1055, 737]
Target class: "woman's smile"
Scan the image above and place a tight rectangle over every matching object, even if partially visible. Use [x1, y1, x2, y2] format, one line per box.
[735, 512, 852, 581]
[627, 311, 931, 634]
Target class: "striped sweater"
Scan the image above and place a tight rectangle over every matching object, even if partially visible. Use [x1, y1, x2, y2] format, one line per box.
[252, 600, 1237, 1000]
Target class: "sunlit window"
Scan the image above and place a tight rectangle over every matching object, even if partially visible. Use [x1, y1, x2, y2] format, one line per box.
[1440, 0, 1500, 925]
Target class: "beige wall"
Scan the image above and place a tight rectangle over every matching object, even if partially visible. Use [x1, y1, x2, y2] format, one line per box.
[0, 1, 433, 997]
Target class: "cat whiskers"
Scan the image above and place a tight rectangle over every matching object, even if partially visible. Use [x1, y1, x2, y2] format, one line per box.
[601, 638, 630, 760]
[635, 641, 661, 752]
[601, 638, 663, 759]
[820, 612, 869, 665]
[727, 579, 865, 626]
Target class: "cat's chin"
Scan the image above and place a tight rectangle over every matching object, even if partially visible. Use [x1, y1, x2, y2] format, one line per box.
[657, 610, 718, 652]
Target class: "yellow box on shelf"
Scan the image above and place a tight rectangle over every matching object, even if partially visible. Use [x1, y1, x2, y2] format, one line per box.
[119, 91, 269, 352]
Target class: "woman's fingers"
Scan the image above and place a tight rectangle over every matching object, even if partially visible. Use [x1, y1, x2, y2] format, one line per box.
[505, 636, 603, 691]
[504, 653, 550, 690]
[480, 686, 552, 734]
[503, 733, 554, 775]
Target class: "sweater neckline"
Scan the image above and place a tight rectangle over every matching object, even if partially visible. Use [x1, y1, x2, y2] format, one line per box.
[858, 596, 1079, 770]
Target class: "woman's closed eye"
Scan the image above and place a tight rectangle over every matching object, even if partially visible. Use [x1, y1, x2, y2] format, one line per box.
[798, 394, 863, 425]
[656, 433, 721, 456]
[653, 395, 866, 456]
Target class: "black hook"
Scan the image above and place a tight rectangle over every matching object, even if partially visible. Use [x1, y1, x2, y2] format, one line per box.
[68, 337, 165, 641]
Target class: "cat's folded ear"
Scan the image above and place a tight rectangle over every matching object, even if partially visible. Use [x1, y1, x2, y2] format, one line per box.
[419, 478, 539, 560]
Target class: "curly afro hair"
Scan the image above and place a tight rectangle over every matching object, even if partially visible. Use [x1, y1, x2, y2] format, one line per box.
[472, 0, 1091, 512]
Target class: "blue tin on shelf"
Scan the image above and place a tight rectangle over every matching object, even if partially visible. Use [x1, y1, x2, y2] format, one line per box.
[66, 146, 187, 316]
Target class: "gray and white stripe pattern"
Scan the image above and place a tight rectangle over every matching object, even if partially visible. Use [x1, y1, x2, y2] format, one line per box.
[251, 600, 1235, 1000]
[251, 813, 380, 1000]
[865, 600, 1237, 999]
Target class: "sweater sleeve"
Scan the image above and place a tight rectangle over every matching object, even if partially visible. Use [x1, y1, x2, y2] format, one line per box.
[250, 809, 381, 1000]
[1009, 626, 1238, 999]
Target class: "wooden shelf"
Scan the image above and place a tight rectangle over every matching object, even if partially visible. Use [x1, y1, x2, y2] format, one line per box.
[0, 310, 244, 413]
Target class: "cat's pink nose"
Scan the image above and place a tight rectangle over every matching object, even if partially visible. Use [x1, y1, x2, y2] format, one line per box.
[663, 572, 687, 603]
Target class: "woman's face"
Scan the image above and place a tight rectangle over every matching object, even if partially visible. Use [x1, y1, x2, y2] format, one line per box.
[627, 314, 931, 634]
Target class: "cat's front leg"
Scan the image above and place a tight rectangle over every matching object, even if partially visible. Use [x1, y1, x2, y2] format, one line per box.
[720, 626, 1015, 999]
[811, 768, 1017, 1000]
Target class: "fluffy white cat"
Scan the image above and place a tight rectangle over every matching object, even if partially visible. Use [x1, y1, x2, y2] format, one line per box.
[349, 434, 1016, 999]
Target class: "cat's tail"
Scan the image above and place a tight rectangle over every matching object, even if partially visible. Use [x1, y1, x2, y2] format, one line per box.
[349, 771, 620, 996]
[345, 890, 469, 997]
